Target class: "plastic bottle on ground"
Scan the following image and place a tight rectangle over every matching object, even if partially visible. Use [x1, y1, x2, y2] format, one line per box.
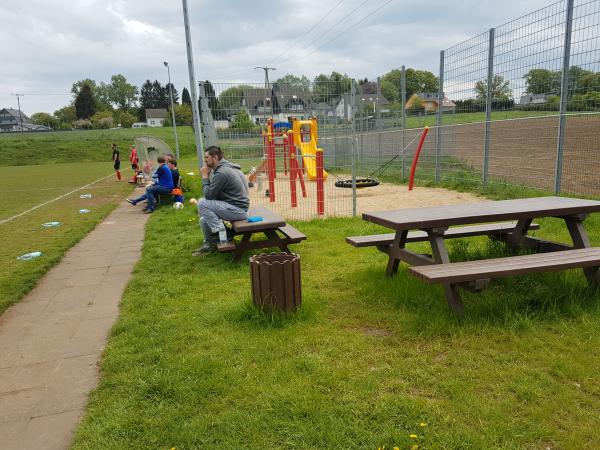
[79, 209, 90, 214]
[17, 251, 42, 261]
[42, 222, 61, 227]
[79, 194, 92, 199]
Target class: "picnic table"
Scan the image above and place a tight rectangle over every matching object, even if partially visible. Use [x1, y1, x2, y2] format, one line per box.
[347, 196, 600, 314]
[217, 206, 306, 261]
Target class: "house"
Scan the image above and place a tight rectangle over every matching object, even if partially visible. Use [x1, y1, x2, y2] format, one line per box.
[328, 94, 390, 120]
[145, 109, 168, 127]
[519, 94, 552, 105]
[405, 93, 456, 113]
[0, 108, 51, 132]
[227, 87, 311, 124]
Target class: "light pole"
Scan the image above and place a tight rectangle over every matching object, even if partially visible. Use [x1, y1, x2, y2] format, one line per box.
[163, 61, 180, 160]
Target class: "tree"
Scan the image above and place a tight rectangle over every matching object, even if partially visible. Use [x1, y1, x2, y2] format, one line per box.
[218, 86, 245, 110]
[523, 68, 561, 95]
[74, 83, 96, 119]
[152, 80, 169, 109]
[181, 87, 192, 105]
[71, 79, 97, 98]
[275, 74, 311, 90]
[474, 74, 512, 101]
[54, 106, 76, 125]
[313, 72, 352, 103]
[381, 68, 438, 102]
[105, 74, 139, 109]
[31, 112, 59, 129]
[231, 110, 255, 130]
[165, 82, 179, 104]
[113, 110, 137, 128]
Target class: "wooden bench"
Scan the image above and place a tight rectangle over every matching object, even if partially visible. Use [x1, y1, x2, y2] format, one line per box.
[346, 222, 540, 249]
[409, 247, 600, 285]
[217, 206, 306, 261]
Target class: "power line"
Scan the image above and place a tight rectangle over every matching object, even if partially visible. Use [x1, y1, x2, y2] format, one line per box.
[267, 0, 347, 65]
[302, 0, 397, 60]
[279, 0, 396, 68]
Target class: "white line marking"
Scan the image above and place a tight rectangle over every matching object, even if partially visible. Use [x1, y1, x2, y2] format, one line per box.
[0, 173, 114, 225]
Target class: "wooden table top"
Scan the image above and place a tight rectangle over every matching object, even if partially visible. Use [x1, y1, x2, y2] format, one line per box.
[363, 196, 600, 230]
[232, 206, 286, 233]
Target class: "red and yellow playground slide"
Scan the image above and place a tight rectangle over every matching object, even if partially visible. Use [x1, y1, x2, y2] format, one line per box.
[291, 118, 328, 181]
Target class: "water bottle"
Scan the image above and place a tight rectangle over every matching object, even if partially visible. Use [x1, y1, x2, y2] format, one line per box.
[218, 226, 228, 244]
[42, 221, 61, 227]
[17, 251, 42, 261]
[80, 194, 92, 199]
[79, 209, 90, 214]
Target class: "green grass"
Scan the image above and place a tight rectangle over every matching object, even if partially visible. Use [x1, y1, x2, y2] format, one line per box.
[0, 110, 561, 167]
[72, 177, 600, 449]
[0, 162, 133, 314]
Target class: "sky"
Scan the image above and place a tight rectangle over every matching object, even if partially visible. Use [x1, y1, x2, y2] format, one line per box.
[1, 0, 556, 116]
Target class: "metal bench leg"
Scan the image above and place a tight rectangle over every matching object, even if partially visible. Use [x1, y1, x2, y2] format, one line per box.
[428, 229, 465, 315]
[565, 215, 600, 286]
[385, 230, 408, 276]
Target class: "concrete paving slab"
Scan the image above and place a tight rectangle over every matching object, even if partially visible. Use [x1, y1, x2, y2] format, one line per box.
[0, 200, 148, 448]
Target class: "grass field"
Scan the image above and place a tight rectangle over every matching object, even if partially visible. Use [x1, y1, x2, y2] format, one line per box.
[0, 162, 133, 314]
[71, 178, 600, 449]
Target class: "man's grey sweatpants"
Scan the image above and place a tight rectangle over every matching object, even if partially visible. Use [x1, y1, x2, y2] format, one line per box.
[197, 198, 248, 244]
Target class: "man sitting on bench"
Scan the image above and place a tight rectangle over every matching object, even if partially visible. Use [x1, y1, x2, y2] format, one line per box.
[193, 146, 249, 256]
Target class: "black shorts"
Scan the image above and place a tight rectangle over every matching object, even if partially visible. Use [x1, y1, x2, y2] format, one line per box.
[114, 160, 121, 170]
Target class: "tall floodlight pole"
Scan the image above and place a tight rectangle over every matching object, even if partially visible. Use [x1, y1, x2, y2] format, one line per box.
[181, 0, 204, 170]
[163, 61, 180, 160]
[11, 93, 24, 134]
[254, 66, 276, 126]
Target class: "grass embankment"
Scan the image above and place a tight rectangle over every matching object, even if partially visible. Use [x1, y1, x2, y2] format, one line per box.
[73, 170, 600, 449]
[0, 110, 561, 166]
[0, 162, 133, 314]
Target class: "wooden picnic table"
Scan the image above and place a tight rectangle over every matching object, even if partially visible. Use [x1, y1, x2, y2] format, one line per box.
[217, 206, 306, 261]
[355, 196, 600, 314]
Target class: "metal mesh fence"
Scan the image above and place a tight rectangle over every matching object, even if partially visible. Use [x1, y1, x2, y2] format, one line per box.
[200, 0, 599, 219]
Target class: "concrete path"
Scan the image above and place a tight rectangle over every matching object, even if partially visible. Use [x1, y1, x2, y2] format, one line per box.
[0, 200, 148, 449]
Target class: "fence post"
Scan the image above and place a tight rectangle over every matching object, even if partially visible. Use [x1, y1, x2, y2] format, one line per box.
[555, 0, 574, 195]
[401, 65, 407, 181]
[435, 50, 445, 184]
[377, 76, 382, 169]
[483, 28, 495, 187]
[198, 81, 217, 148]
[351, 80, 357, 217]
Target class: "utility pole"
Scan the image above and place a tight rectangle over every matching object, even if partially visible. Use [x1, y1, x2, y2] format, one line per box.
[254, 66, 276, 127]
[181, 0, 204, 170]
[11, 93, 24, 134]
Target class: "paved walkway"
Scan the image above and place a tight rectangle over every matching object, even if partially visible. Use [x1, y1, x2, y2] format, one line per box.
[0, 200, 148, 449]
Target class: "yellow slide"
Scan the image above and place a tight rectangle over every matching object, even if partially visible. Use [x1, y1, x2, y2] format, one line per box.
[291, 118, 328, 181]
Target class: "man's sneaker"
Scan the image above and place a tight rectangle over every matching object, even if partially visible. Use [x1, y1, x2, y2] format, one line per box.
[126, 199, 136, 206]
[192, 244, 216, 256]
[143, 209, 154, 214]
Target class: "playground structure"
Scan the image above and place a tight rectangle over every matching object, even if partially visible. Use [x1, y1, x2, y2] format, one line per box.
[250, 118, 328, 215]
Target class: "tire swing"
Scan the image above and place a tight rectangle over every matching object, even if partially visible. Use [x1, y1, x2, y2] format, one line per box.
[334, 178, 380, 188]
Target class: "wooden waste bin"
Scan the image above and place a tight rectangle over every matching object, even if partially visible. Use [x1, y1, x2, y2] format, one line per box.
[250, 253, 301, 313]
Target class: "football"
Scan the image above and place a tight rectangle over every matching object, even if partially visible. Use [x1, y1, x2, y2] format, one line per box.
[173, 202, 184, 209]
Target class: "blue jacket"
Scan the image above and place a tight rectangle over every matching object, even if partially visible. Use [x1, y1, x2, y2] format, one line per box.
[156, 164, 174, 190]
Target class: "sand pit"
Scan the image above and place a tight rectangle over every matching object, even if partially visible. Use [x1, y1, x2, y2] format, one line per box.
[248, 173, 484, 220]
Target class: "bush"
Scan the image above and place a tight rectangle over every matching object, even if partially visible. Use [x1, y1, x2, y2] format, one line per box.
[72, 119, 92, 129]
[113, 110, 137, 128]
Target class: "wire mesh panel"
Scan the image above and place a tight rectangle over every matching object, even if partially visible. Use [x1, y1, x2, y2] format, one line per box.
[204, 81, 354, 220]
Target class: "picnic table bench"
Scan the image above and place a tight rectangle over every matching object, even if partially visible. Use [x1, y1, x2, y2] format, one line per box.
[350, 197, 600, 314]
[217, 206, 306, 261]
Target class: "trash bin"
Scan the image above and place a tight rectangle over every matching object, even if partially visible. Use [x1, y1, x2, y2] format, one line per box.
[250, 253, 301, 313]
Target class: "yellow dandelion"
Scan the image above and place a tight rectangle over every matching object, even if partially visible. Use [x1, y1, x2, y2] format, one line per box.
[411, 445, 419, 450]
[419, 422, 428, 427]
[409, 434, 418, 439]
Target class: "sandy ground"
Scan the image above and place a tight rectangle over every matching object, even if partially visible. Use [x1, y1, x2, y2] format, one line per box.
[248, 173, 483, 220]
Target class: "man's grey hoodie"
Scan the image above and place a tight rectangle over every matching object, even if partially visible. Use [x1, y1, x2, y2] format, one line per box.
[202, 159, 250, 211]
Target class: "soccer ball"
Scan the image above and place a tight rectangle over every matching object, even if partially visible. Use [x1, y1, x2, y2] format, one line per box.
[173, 202, 184, 209]
[189, 198, 198, 205]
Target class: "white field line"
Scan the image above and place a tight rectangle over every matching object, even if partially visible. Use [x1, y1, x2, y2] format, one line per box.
[0, 173, 114, 226]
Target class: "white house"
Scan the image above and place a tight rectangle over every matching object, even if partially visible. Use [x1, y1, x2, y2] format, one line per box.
[145, 109, 168, 127]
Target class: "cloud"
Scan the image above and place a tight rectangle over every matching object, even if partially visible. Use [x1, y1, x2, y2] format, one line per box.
[1, 0, 561, 114]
